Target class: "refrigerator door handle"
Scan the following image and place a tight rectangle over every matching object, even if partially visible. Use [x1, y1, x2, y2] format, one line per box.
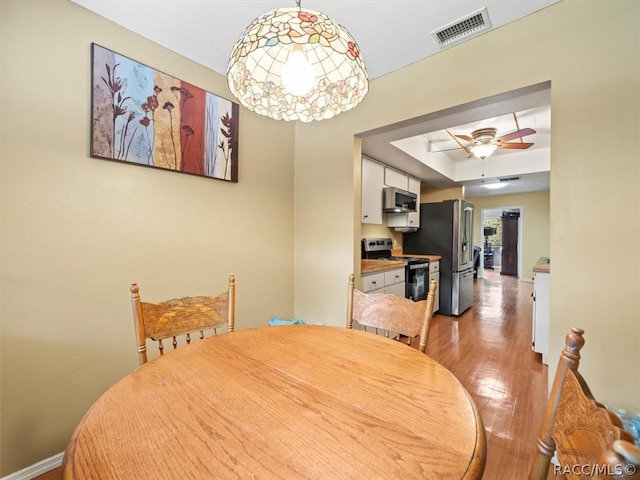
[462, 206, 473, 258]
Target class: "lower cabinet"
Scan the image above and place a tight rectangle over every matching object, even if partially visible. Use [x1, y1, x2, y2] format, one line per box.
[361, 268, 405, 296]
[429, 261, 440, 313]
[359, 267, 406, 338]
[532, 272, 550, 364]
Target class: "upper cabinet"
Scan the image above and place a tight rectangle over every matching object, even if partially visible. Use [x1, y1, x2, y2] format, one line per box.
[385, 169, 421, 229]
[361, 158, 420, 228]
[383, 168, 408, 190]
[407, 177, 421, 227]
[361, 156, 384, 224]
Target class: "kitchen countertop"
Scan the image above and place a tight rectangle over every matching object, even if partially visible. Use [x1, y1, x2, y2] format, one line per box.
[361, 259, 406, 274]
[362, 251, 443, 275]
[533, 257, 550, 273]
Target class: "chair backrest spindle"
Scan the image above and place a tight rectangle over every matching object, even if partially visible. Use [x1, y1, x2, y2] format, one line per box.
[418, 280, 437, 353]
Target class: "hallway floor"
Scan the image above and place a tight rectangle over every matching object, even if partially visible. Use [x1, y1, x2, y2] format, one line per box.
[425, 270, 548, 478]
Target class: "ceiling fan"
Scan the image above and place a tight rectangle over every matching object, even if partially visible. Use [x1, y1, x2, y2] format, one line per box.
[454, 127, 537, 159]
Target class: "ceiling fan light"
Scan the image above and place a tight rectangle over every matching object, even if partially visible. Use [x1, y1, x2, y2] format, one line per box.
[227, 6, 369, 122]
[470, 143, 497, 159]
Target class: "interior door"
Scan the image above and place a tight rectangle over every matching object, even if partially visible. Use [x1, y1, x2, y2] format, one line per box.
[501, 212, 519, 276]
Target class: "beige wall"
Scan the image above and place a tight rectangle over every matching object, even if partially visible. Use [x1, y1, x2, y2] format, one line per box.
[422, 186, 464, 202]
[468, 192, 550, 279]
[0, 0, 295, 474]
[2, 0, 639, 475]
[361, 223, 401, 247]
[295, 0, 638, 416]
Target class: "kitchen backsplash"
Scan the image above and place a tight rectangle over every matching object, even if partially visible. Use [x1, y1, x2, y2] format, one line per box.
[361, 223, 402, 247]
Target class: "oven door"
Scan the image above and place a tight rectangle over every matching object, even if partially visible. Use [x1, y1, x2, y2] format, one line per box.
[406, 262, 428, 301]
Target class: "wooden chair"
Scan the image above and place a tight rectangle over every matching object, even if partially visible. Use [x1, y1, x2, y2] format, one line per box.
[347, 274, 437, 353]
[130, 274, 236, 365]
[528, 328, 640, 479]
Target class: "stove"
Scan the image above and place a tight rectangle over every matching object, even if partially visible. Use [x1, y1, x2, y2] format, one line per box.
[361, 237, 427, 263]
[361, 238, 429, 301]
[362, 238, 391, 257]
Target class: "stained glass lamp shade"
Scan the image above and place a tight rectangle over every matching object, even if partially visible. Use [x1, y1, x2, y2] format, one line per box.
[227, 6, 368, 122]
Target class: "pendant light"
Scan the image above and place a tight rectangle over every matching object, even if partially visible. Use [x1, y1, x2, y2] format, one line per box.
[227, 1, 368, 122]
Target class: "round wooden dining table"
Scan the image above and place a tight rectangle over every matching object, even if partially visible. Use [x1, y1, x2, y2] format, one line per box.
[62, 325, 486, 479]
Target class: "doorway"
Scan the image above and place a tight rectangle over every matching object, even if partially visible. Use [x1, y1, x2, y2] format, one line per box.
[479, 206, 523, 278]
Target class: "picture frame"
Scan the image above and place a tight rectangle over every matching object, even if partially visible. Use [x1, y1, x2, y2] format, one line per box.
[90, 43, 239, 182]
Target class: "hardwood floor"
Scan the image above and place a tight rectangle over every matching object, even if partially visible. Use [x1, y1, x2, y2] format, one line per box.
[423, 269, 548, 479]
[36, 270, 546, 480]
[33, 469, 61, 480]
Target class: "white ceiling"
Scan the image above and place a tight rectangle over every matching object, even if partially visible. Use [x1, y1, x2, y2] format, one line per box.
[71, 0, 557, 197]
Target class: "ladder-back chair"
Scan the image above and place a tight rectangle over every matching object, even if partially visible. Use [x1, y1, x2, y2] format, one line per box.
[528, 328, 640, 479]
[347, 274, 437, 353]
[130, 274, 236, 365]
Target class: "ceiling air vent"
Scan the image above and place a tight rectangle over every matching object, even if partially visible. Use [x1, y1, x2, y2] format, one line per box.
[431, 7, 492, 49]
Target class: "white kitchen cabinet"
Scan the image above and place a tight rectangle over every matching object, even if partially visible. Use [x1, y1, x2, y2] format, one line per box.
[407, 176, 421, 227]
[429, 260, 440, 313]
[532, 271, 550, 365]
[361, 267, 405, 296]
[387, 176, 421, 229]
[384, 282, 406, 297]
[361, 272, 385, 292]
[363, 161, 421, 228]
[359, 267, 405, 337]
[384, 167, 408, 189]
[384, 269, 405, 296]
[361, 157, 384, 224]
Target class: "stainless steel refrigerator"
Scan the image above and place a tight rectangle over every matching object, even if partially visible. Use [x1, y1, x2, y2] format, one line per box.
[403, 199, 475, 316]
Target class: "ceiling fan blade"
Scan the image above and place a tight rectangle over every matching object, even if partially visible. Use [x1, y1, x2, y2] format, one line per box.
[498, 142, 534, 149]
[455, 135, 474, 142]
[496, 127, 536, 143]
[446, 129, 471, 154]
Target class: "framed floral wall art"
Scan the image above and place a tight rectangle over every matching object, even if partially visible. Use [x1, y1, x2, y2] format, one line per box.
[91, 43, 239, 182]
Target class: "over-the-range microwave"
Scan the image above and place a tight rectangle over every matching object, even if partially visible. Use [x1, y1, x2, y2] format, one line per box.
[382, 187, 417, 213]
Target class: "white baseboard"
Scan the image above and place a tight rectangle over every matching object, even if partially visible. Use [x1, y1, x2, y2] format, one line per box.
[1, 452, 63, 480]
